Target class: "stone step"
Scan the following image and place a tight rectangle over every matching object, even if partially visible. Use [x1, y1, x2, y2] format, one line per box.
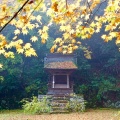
[52, 106, 67, 110]
[50, 95, 69, 113]
[51, 100, 68, 103]
[51, 102, 67, 107]
[53, 94, 70, 97]
[52, 97, 69, 100]
[51, 103, 67, 108]
[50, 110, 69, 114]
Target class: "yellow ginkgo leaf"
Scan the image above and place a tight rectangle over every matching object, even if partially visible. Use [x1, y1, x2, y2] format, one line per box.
[29, 48, 37, 56]
[63, 33, 70, 40]
[57, 47, 62, 52]
[0, 49, 5, 54]
[47, 8, 53, 16]
[25, 48, 37, 57]
[70, 29, 74, 34]
[66, 25, 71, 32]
[35, 23, 39, 28]
[17, 39, 23, 44]
[41, 32, 48, 40]
[85, 14, 90, 20]
[36, 15, 42, 22]
[24, 43, 31, 49]
[109, 32, 117, 38]
[59, 19, 66, 25]
[30, 15, 36, 20]
[4, 51, 14, 58]
[50, 46, 55, 53]
[63, 50, 67, 54]
[55, 38, 62, 43]
[16, 44, 22, 49]
[5, 44, 12, 49]
[38, 29, 42, 35]
[90, 22, 96, 28]
[95, 28, 100, 33]
[16, 21, 24, 28]
[0, 34, 5, 41]
[17, 48, 24, 54]
[105, 25, 111, 31]
[0, 64, 3, 69]
[60, 25, 66, 31]
[13, 36, 17, 40]
[25, 50, 32, 57]
[2, 4, 7, 12]
[30, 36, 38, 42]
[73, 45, 78, 50]
[43, 26, 49, 32]
[27, 23, 35, 30]
[101, 35, 107, 39]
[116, 40, 120, 45]
[22, 28, 28, 35]
[14, 29, 20, 35]
[84, 54, 91, 59]
[71, 39, 76, 44]
[41, 39, 46, 44]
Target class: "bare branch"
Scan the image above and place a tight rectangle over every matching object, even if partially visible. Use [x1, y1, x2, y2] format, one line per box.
[66, 0, 67, 9]
[0, 0, 30, 33]
[88, 0, 108, 24]
[87, 0, 92, 16]
[27, 0, 43, 21]
[83, 0, 108, 27]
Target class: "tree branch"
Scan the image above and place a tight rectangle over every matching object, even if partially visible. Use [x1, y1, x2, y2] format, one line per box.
[83, 0, 107, 27]
[87, 0, 92, 16]
[0, 0, 30, 33]
[66, 0, 68, 9]
[27, 0, 43, 21]
[88, 0, 107, 24]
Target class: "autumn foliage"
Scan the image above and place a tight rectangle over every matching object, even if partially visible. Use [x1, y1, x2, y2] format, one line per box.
[0, 0, 120, 67]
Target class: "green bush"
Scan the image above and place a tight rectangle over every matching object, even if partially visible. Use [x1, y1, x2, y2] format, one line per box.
[66, 94, 86, 112]
[22, 96, 51, 114]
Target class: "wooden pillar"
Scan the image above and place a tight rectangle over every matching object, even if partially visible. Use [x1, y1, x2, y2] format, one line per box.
[67, 74, 69, 88]
[52, 74, 55, 88]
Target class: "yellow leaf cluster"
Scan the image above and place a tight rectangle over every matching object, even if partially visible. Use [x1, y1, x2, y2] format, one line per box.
[0, 0, 120, 59]
[4, 51, 14, 58]
[24, 43, 31, 50]
[38, 26, 49, 44]
[25, 48, 37, 57]
[0, 64, 3, 69]
[30, 36, 38, 42]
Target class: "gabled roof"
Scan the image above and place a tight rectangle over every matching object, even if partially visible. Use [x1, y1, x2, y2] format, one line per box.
[44, 61, 77, 69]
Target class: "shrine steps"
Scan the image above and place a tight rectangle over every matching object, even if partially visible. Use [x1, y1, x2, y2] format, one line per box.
[38, 94, 85, 114]
[50, 95, 70, 113]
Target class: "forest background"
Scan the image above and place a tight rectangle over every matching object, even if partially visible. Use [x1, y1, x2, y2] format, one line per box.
[0, 0, 120, 110]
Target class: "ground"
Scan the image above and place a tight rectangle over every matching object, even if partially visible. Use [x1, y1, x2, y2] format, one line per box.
[0, 109, 120, 120]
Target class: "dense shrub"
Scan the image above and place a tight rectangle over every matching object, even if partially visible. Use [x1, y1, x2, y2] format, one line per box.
[66, 94, 86, 112]
[22, 96, 51, 114]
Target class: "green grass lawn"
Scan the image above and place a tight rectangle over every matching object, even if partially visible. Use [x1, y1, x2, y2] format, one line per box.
[0, 109, 119, 120]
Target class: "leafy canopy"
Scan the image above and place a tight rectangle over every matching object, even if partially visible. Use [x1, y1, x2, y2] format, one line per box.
[0, 0, 120, 67]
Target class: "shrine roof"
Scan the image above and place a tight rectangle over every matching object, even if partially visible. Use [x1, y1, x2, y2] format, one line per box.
[44, 61, 77, 69]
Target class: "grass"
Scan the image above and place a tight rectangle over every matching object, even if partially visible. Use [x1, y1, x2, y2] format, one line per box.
[0, 109, 120, 120]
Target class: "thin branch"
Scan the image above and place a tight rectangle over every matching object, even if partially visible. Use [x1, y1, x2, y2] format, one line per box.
[66, 0, 67, 9]
[11, 0, 43, 42]
[27, 0, 43, 21]
[87, 0, 92, 16]
[88, 0, 107, 24]
[83, 0, 107, 27]
[0, 0, 30, 33]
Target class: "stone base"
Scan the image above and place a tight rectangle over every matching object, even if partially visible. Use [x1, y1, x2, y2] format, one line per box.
[38, 94, 85, 113]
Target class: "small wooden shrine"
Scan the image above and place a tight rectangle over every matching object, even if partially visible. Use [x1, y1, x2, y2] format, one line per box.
[44, 53, 78, 95]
